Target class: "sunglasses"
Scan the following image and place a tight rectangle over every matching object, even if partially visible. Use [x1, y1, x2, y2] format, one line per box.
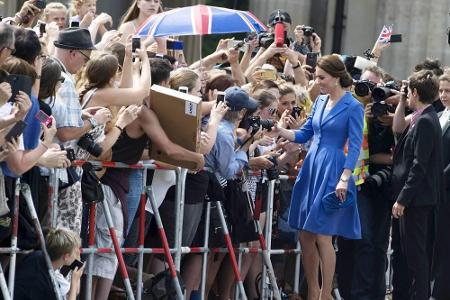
[77, 50, 90, 62]
[58, 77, 65, 83]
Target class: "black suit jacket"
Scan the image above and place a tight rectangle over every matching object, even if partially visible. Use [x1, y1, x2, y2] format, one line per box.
[438, 110, 450, 202]
[392, 106, 444, 207]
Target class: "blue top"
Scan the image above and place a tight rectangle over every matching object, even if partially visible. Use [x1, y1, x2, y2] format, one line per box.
[2, 95, 41, 178]
[204, 120, 248, 179]
[288, 92, 364, 239]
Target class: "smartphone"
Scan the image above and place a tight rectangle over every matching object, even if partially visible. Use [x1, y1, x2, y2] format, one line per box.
[39, 22, 46, 34]
[178, 86, 188, 94]
[66, 148, 76, 161]
[35, 110, 52, 128]
[216, 91, 226, 106]
[306, 52, 319, 72]
[260, 69, 277, 81]
[70, 21, 80, 28]
[7, 74, 32, 103]
[132, 37, 141, 54]
[291, 106, 303, 119]
[35, 0, 46, 9]
[389, 34, 402, 43]
[69, 259, 83, 271]
[4, 120, 27, 143]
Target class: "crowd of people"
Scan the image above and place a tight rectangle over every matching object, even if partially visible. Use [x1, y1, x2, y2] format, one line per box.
[0, 0, 449, 300]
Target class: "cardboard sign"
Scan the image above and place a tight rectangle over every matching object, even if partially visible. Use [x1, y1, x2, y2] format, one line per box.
[149, 85, 202, 169]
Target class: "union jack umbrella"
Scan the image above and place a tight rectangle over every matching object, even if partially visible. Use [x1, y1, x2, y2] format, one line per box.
[136, 4, 267, 37]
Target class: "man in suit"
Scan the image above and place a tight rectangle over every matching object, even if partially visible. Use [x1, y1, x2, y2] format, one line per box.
[391, 70, 443, 300]
[431, 73, 450, 299]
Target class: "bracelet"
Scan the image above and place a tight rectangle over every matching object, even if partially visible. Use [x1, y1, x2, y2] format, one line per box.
[339, 177, 349, 183]
[36, 75, 41, 79]
[114, 125, 123, 133]
[292, 62, 301, 69]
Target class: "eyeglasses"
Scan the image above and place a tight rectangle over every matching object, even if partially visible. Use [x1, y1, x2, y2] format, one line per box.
[77, 50, 90, 62]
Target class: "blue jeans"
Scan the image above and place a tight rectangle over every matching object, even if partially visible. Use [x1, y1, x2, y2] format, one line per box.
[126, 169, 144, 234]
[351, 185, 391, 300]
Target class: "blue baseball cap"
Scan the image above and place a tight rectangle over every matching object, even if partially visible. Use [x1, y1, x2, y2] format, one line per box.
[322, 190, 355, 213]
[224, 87, 257, 112]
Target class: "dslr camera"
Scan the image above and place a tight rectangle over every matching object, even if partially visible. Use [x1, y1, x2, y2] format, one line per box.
[77, 133, 103, 157]
[371, 81, 397, 118]
[248, 116, 274, 131]
[301, 26, 315, 37]
[365, 166, 392, 189]
[354, 79, 376, 97]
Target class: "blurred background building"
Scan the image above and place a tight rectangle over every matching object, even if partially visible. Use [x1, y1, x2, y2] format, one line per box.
[1, 0, 450, 79]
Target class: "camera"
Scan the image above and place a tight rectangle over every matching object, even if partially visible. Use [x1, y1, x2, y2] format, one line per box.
[257, 31, 290, 49]
[35, 0, 46, 9]
[77, 133, 103, 157]
[301, 26, 315, 37]
[248, 116, 274, 131]
[265, 156, 279, 181]
[354, 79, 376, 97]
[371, 81, 397, 118]
[365, 167, 391, 189]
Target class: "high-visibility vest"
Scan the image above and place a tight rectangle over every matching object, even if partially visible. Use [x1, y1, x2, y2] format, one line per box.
[352, 119, 369, 186]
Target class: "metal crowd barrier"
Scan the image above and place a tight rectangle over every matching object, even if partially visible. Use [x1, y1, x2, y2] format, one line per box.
[0, 161, 304, 300]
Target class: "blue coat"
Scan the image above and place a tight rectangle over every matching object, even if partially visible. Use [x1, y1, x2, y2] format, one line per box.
[288, 92, 364, 239]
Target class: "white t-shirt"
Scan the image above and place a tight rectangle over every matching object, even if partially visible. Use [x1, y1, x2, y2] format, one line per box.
[0, 102, 25, 150]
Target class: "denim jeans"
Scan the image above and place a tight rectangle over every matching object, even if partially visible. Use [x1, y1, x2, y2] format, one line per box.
[351, 184, 391, 300]
[126, 169, 144, 234]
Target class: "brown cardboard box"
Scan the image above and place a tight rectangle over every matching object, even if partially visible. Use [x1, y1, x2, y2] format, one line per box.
[149, 85, 202, 169]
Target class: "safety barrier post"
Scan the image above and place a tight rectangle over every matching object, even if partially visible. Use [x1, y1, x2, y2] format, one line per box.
[23, 182, 63, 300]
[84, 201, 97, 300]
[174, 168, 187, 270]
[261, 179, 276, 299]
[136, 169, 147, 300]
[48, 168, 59, 228]
[8, 179, 20, 298]
[294, 240, 301, 293]
[215, 201, 247, 300]
[0, 263, 10, 300]
[101, 198, 135, 300]
[147, 186, 184, 300]
[199, 201, 211, 300]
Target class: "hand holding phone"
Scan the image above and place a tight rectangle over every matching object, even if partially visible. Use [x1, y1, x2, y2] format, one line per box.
[216, 92, 226, 106]
[132, 37, 141, 54]
[306, 52, 319, 73]
[35, 110, 52, 128]
[4, 120, 27, 143]
[389, 34, 402, 43]
[69, 259, 84, 271]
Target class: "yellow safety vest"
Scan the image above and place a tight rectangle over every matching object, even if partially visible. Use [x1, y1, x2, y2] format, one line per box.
[352, 119, 369, 186]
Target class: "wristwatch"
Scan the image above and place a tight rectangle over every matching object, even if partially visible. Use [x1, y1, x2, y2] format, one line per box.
[87, 117, 97, 128]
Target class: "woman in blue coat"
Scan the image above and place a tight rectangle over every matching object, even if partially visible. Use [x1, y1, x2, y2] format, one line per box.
[275, 54, 364, 299]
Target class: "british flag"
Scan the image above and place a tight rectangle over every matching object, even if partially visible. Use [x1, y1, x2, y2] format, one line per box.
[378, 24, 393, 44]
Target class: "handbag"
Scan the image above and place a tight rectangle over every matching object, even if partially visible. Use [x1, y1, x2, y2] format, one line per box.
[81, 162, 104, 204]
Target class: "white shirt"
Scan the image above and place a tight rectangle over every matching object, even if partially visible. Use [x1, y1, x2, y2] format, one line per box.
[0, 102, 25, 150]
[439, 108, 450, 129]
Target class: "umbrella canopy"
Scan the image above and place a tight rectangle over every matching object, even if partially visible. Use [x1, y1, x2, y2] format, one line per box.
[136, 4, 267, 37]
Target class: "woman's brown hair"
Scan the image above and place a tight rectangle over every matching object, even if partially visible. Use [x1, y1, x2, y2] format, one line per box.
[169, 68, 199, 92]
[317, 54, 353, 88]
[120, 0, 164, 25]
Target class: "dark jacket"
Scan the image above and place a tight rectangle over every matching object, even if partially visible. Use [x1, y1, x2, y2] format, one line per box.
[439, 110, 450, 200]
[392, 106, 444, 207]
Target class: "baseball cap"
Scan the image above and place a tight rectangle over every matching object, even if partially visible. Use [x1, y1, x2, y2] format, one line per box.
[224, 86, 257, 112]
[268, 9, 292, 26]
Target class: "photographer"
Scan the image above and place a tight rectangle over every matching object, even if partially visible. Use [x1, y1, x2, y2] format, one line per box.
[391, 70, 443, 300]
[338, 66, 395, 299]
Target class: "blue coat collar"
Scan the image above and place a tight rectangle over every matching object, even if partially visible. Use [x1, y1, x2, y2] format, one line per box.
[319, 92, 352, 126]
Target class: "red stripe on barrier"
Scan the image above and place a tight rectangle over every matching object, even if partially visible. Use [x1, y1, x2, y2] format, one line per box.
[139, 193, 146, 246]
[109, 227, 129, 279]
[258, 234, 267, 251]
[158, 228, 178, 278]
[223, 233, 242, 282]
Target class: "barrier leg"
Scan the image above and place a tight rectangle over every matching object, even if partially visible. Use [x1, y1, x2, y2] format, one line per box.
[200, 201, 211, 300]
[294, 240, 301, 294]
[48, 169, 59, 228]
[147, 186, 184, 300]
[0, 263, 10, 300]
[101, 199, 135, 300]
[136, 169, 147, 300]
[85, 202, 97, 300]
[261, 179, 276, 299]
[22, 182, 63, 300]
[215, 201, 247, 300]
[174, 168, 187, 270]
[8, 179, 20, 298]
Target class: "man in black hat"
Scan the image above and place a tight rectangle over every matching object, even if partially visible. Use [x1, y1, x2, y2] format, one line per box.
[51, 28, 111, 232]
